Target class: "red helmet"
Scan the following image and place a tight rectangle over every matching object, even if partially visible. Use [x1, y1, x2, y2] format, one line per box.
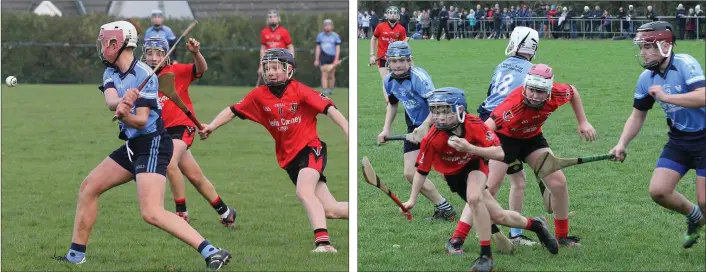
[633, 21, 675, 70]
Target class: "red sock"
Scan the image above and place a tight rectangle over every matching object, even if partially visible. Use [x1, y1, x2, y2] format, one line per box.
[451, 221, 472, 241]
[555, 218, 569, 238]
[525, 217, 533, 229]
[314, 228, 330, 246]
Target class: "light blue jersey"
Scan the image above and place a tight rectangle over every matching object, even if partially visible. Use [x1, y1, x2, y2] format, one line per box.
[101, 58, 163, 140]
[478, 56, 533, 114]
[384, 66, 435, 127]
[144, 25, 176, 42]
[316, 32, 341, 56]
[633, 53, 706, 134]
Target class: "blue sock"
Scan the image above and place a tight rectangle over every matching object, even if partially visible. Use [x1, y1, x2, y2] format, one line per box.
[197, 240, 218, 258]
[510, 228, 523, 238]
[66, 243, 86, 263]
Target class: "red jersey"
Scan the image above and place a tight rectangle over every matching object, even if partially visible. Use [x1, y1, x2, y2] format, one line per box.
[416, 115, 501, 175]
[158, 63, 202, 128]
[230, 80, 334, 168]
[373, 22, 407, 59]
[260, 26, 292, 50]
[490, 83, 575, 139]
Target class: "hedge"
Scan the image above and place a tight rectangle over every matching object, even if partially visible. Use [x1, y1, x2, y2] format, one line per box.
[1, 12, 348, 87]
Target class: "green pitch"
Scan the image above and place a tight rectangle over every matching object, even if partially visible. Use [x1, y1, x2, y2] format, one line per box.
[357, 39, 705, 271]
[1, 85, 349, 271]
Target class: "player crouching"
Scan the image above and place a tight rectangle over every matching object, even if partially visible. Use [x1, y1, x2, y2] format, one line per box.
[402, 88, 558, 272]
[199, 48, 349, 253]
[142, 37, 237, 227]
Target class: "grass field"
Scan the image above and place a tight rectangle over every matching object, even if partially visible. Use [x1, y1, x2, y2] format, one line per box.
[1, 85, 349, 271]
[357, 39, 706, 271]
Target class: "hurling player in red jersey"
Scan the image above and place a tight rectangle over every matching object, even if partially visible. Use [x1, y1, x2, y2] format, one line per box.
[402, 87, 558, 272]
[369, 6, 409, 102]
[199, 48, 349, 253]
[142, 37, 237, 227]
[485, 64, 597, 248]
[259, 10, 294, 77]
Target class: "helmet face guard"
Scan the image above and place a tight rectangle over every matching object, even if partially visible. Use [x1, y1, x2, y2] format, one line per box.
[386, 7, 400, 23]
[633, 30, 673, 70]
[522, 65, 554, 109]
[427, 88, 468, 131]
[97, 29, 127, 67]
[261, 49, 295, 86]
[142, 38, 170, 68]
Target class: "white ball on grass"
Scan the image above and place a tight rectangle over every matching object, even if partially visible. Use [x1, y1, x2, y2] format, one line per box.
[5, 76, 17, 87]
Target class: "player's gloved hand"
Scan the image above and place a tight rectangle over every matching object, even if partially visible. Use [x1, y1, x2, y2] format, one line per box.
[609, 144, 627, 162]
[186, 38, 200, 54]
[369, 55, 377, 66]
[199, 124, 214, 140]
[648, 85, 667, 101]
[377, 130, 390, 144]
[314, 59, 320, 67]
[577, 121, 597, 142]
[448, 136, 473, 153]
[406, 125, 429, 143]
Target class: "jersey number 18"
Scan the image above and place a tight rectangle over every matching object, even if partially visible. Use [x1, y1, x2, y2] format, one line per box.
[491, 72, 514, 96]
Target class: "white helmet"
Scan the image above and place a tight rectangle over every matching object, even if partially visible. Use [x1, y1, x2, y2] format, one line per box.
[505, 26, 539, 59]
[97, 21, 138, 66]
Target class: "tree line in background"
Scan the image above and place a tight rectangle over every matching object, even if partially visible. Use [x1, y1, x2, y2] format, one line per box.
[1, 12, 349, 87]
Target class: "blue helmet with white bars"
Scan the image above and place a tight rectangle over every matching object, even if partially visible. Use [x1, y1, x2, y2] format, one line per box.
[427, 87, 468, 130]
[142, 36, 170, 67]
[386, 41, 412, 78]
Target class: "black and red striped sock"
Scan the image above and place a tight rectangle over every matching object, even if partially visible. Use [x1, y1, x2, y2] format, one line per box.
[451, 221, 472, 241]
[175, 198, 187, 213]
[314, 228, 330, 247]
[479, 240, 492, 258]
[210, 196, 228, 216]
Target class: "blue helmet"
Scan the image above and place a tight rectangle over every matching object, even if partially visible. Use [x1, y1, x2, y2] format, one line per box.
[386, 41, 412, 78]
[142, 36, 170, 66]
[427, 87, 468, 130]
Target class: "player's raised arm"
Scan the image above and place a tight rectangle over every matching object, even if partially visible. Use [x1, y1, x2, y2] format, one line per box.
[567, 85, 597, 141]
[186, 38, 207, 75]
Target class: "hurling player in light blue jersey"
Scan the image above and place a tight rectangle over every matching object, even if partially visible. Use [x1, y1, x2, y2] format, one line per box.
[481, 26, 541, 246]
[314, 19, 342, 96]
[54, 21, 231, 270]
[376, 41, 457, 221]
[610, 21, 706, 249]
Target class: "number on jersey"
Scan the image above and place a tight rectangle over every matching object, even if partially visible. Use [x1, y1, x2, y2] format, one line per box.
[491, 72, 514, 96]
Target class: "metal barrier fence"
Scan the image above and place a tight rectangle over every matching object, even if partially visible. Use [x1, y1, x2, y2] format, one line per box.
[362, 16, 706, 40]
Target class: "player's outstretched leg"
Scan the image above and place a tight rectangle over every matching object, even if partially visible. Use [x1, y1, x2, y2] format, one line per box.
[506, 169, 536, 246]
[314, 182, 349, 219]
[135, 172, 231, 270]
[483, 190, 559, 254]
[296, 168, 338, 253]
[179, 150, 237, 227]
[404, 151, 456, 221]
[526, 148, 579, 247]
[55, 157, 133, 264]
[648, 167, 705, 248]
[466, 170, 495, 272]
[167, 139, 190, 223]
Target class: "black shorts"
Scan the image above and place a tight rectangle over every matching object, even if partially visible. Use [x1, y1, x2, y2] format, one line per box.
[404, 113, 421, 153]
[443, 159, 490, 202]
[479, 110, 522, 174]
[497, 133, 550, 165]
[378, 58, 387, 68]
[656, 132, 706, 177]
[285, 141, 328, 185]
[109, 132, 173, 178]
[166, 125, 196, 148]
[320, 53, 335, 65]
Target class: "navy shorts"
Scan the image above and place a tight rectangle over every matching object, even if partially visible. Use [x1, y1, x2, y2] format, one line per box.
[656, 133, 706, 177]
[320, 53, 335, 65]
[404, 113, 421, 153]
[480, 109, 524, 174]
[109, 132, 173, 178]
[378, 58, 387, 68]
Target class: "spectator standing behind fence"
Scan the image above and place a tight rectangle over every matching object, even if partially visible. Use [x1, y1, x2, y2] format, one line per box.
[370, 11, 379, 36]
[400, 8, 410, 35]
[422, 10, 431, 38]
[547, 5, 557, 39]
[697, 5, 704, 39]
[601, 9, 611, 39]
[592, 6, 602, 38]
[677, 4, 687, 40]
[647, 6, 658, 22]
[362, 12, 371, 38]
[467, 10, 476, 38]
[145, 10, 178, 63]
[558, 7, 569, 39]
[627, 5, 636, 35]
[687, 8, 696, 39]
[437, 7, 450, 41]
[618, 7, 629, 38]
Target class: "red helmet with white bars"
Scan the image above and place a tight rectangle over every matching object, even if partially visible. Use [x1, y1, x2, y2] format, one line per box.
[522, 64, 553, 108]
[633, 21, 675, 71]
